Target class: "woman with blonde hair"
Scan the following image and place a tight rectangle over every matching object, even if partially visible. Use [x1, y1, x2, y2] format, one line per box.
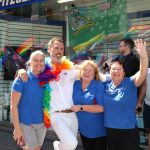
[71, 60, 107, 150]
[11, 50, 47, 150]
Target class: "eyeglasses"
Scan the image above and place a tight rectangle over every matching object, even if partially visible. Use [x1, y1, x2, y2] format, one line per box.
[119, 44, 128, 48]
[111, 68, 124, 72]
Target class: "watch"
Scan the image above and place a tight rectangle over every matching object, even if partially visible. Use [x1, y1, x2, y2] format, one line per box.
[80, 106, 83, 111]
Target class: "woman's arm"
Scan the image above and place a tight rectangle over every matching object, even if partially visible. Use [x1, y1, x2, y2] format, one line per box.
[10, 91, 23, 144]
[71, 82, 104, 113]
[71, 104, 103, 113]
[132, 39, 148, 87]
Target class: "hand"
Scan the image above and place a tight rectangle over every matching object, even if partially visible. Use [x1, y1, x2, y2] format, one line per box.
[13, 129, 24, 145]
[136, 100, 143, 113]
[74, 64, 80, 70]
[18, 69, 28, 81]
[71, 105, 81, 112]
[136, 100, 142, 108]
[134, 39, 148, 58]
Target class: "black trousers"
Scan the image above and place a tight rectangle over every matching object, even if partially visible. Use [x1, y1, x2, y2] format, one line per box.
[80, 133, 107, 150]
[107, 128, 139, 150]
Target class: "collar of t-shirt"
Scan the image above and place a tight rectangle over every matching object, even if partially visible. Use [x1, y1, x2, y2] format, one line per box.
[79, 79, 97, 92]
[27, 70, 37, 79]
[124, 52, 134, 60]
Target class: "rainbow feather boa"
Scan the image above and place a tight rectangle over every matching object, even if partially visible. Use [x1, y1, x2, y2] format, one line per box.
[38, 57, 73, 128]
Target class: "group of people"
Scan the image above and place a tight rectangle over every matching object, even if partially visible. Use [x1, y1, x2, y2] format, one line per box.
[10, 37, 149, 150]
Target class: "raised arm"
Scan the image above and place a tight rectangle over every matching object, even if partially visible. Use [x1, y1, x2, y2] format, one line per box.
[133, 39, 148, 87]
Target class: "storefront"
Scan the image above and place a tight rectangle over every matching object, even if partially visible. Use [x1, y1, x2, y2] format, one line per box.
[0, 0, 66, 126]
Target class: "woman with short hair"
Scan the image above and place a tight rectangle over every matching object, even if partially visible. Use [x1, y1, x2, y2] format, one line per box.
[11, 50, 47, 150]
[103, 39, 148, 150]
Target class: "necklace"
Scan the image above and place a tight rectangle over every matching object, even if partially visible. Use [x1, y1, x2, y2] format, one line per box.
[38, 57, 73, 128]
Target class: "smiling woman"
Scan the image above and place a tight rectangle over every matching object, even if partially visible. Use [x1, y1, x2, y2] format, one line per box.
[103, 39, 148, 150]
[110, 61, 125, 87]
[10, 50, 47, 150]
[28, 51, 45, 76]
[72, 60, 107, 150]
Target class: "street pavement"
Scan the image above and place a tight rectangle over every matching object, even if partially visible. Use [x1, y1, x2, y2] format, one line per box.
[0, 121, 147, 150]
[0, 121, 83, 150]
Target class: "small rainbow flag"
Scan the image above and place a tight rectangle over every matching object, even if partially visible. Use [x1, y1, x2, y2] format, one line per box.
[16, 36, 35, 56]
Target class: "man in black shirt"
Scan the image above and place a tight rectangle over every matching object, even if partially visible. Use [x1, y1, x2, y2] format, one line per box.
[119, 38, 146, 109]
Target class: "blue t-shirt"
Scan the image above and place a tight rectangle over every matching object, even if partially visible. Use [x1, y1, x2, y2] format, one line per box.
[11, 71, 44, 125]
[73, 79, 106, 138]
[103, 77, 138, 129]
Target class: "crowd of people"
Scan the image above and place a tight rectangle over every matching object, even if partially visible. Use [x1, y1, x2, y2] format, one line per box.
[10, 37, 150, 150]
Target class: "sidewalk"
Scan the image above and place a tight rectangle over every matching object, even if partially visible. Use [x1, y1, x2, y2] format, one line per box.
[0, 121, 83, 150]
[0, 121, 147, 150]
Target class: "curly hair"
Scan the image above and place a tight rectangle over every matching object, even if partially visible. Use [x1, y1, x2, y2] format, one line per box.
[77, 60, 100, 80]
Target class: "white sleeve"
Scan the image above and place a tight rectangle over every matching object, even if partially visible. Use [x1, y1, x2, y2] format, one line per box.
[100, 73, 111, 82]
[105, 74, 111, 82]
[69, 69, 79, 80]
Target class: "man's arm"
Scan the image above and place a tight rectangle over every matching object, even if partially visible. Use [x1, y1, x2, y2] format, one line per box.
[99, 72, 111, 82]
[17, 69, 28, 81]
[136, 79, 147, 108]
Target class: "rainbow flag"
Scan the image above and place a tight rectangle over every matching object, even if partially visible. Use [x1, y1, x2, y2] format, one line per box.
[16, 36, 35, 56]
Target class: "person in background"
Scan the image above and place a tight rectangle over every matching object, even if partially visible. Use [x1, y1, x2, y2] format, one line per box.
[11, 51, 47, 150]
[143, 61, 150, 150]
[71, 60, 107, 150]
[119, 38, 146, 111]
[103, 39, 148, 150]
